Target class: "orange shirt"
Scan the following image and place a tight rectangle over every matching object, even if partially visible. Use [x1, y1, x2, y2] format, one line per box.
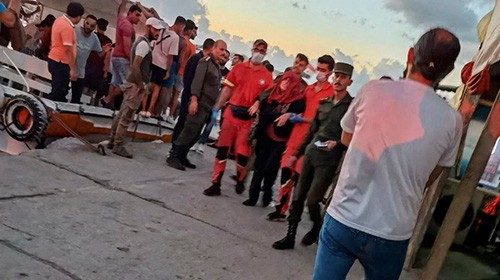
[224, 61, 274, 107]
[48, 15, 76, 65]
[286, 82, 334, 149]
[178, 36, 196, 76]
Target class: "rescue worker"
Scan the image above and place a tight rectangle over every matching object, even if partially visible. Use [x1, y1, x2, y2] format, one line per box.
[107, 18, 163, 158]
[243, 71, 305, 207]
[273, 62, 354, 250]
[166, 40, 228, 170]
[267, 55, 335, 221]
[203, 39, 274, 196]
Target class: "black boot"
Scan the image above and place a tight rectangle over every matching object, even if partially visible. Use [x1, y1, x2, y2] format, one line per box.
[203, 183, 221, 196]
[272, 222, 298, 250]
[301, 204, 322, 246]
[235, 180, 245, 194]
[267, 210, 286, 222]
[180, 149, 196, 169]
[301, 223, 321, 246]
[166, 144, 186, 171]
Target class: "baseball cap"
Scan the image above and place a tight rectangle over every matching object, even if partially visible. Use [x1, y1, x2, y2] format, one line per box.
[253, 39, 268, 49]
[145, 17, 166, 30]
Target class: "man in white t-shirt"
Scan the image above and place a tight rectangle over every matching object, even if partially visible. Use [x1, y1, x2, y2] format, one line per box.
[140, 18, 181, 117]
[312, 28, 463, 280]
[108, 18, 164, 158]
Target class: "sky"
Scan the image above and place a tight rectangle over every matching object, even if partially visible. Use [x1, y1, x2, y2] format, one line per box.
[143, 0, 495, 94]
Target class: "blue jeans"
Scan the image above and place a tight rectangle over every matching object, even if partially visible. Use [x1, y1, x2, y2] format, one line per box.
[313, 214, 409, 280]
[198, 116, 216, 144]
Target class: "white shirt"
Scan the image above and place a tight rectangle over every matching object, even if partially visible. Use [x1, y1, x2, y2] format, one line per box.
[151, 29, 179, 70]
[327, 79, 463, 240]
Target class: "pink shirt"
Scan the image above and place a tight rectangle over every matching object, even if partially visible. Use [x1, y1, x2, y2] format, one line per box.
[112, 15, 135, 59]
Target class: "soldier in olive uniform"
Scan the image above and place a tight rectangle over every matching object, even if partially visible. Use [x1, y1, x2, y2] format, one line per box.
[167, 40, 228, 170]
[273, 62, 354, 250]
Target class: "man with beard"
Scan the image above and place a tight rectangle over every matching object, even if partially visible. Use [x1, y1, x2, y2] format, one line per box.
[166, 40, 228, 170]
[71, 15, 111, 104]
[107, 18, 164, 158]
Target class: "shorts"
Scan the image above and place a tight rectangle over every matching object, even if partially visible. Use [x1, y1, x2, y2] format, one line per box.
[162, 61, 178, 89]
[150, 64, 167, 86]
[110, 57, 130, 86]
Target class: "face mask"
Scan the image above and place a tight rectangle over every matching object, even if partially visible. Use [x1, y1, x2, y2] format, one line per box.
[316, 72, 328, 82]
[250, 52, 265, 64]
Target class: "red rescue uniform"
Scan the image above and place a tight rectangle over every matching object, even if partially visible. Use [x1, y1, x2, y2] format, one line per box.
[211, 61, 274, 184]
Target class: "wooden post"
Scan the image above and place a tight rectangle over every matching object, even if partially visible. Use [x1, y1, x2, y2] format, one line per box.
[421, 89, 500, 279]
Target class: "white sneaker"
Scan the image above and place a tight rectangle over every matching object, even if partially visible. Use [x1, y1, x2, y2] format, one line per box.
[197, 144, 205, 154]
[166, 116, 176, 124]
[190, 143, 199, 151]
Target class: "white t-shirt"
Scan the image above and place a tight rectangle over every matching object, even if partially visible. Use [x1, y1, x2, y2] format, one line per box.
[151, 29, 179, 69]
[327, 79, 463, 241]
[135, 40, 150, 58]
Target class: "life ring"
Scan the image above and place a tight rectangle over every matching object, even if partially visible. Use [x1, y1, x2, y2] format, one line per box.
[2, 94, 48, 142]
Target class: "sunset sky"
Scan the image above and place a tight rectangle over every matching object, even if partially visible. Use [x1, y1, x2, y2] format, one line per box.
[143, 0, 495, 94]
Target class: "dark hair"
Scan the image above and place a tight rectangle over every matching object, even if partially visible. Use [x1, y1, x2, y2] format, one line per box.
[379, 75, 393, 80]
[233, 54, 244, 62]
[86, 14, 97, 22]
[317, 55, 335, 71]
[66, 2, 85, 18]
[225, 50, 230, 56]
[263, 60, 274, 72]
[128, 4, 141, 14]
[411, 28, 460, 82]
[202, 38, 215, 50]
[174, 16, 187, 25]
[296, 53, 309, 65]
[184, 19, 197, 31]
[96, 18, 108, 30]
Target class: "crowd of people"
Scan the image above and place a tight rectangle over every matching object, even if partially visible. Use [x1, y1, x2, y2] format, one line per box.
[0, 1, 466, 279]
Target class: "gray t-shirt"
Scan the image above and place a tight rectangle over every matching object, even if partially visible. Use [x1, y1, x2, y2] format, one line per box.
[327, 79, 463, 241]
[75, 27, 102, 79]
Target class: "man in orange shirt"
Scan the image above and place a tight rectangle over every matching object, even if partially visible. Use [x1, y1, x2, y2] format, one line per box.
[46, 2, 84, 102]
[203, 39, 274, 196]
[268, 55, 336, 221]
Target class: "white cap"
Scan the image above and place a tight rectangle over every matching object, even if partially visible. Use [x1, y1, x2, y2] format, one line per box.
[145, 17, 166, 30]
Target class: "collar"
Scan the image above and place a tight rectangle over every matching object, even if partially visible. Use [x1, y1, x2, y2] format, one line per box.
[63, 14, 75, 28]
[243, 60, 265, 72]
[333, 92, 353, 106]
[311, 81, 333, 92]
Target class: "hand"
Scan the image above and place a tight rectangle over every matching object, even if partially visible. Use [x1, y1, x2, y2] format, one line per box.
[275, 113, 290, 127]
[188, 98, 198, 116]
[248, 101, 259, 116]
[288, 155, 298, 167]
[323, 140, 337, 151]
[164, 71, 170, 80]
[70, 69, 77, 81]
[102, 43, 112, 53]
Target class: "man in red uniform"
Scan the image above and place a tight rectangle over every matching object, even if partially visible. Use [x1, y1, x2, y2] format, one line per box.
[268, 55, 336, 221]
[203, 39, 274, 196]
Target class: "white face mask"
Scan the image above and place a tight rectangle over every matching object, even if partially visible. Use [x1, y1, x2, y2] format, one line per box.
[316, 72, 328, 82]
[250, 52, 265, 64]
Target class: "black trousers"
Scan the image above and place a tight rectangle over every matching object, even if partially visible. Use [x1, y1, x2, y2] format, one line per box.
[47, 59, 70, 102]
[172, 90, 191, 142]
[248, 135, 286, 204]
[71, 78, 85, 104]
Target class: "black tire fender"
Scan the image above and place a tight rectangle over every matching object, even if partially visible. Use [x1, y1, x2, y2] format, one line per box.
[2, 94, 48, 142]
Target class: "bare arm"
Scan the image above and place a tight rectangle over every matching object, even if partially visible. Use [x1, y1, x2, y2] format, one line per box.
[136, 2, 161, 19]
[425, 166, 445, 191]
[0, 6, 16, 28]
[8, 0, 21, 14]
[118, 0, 128, 17]
[215, 86, 232, 110]
[340, 131, 353, 147]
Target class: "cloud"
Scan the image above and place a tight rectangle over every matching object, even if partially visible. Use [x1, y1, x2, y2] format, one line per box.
[401, 32, 415, 42]
[353, 17, 368, 26]
[383, 0, 479, 43]
[292, 2, 299, 8]
[371, 58, 405, 80]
